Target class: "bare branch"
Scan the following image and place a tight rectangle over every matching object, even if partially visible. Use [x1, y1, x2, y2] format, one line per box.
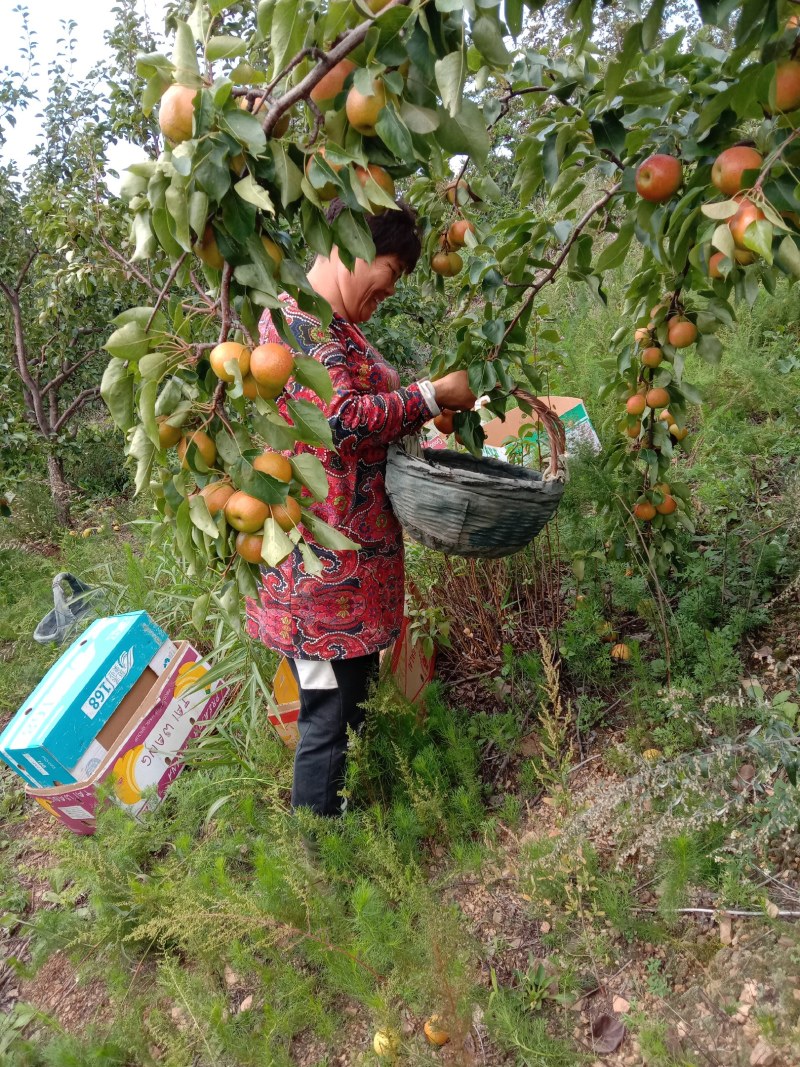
[219, 264, 232, 344]
[52, 386, 102, 435]
[147, 252, 188, 330]
[0, 280, 50, 434]
[496, 182, 623, 355]
[41, 350, 101, 396]
[260, 0, 412, 137]
[15, 247, 39, 291]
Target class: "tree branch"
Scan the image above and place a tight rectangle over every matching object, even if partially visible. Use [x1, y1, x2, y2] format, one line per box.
[41, 350, 101, 396]
[219, 263, 232, 344]
[0, 280, 50, 434]
[147, 252, 188, 330]
[15, 247, 39, 291]
[52, 386, 102, 435]
[496, 182, 623, 355]
[260, 0, 412, 137]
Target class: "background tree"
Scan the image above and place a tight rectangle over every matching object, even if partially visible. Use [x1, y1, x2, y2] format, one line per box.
[0, 5, 160, 525]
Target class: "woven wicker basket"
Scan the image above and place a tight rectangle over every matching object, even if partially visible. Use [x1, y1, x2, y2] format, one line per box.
[386, 390, 567, 559]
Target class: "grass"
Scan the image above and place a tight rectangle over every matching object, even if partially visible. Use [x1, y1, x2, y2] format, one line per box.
[2, 277, 800, 1065]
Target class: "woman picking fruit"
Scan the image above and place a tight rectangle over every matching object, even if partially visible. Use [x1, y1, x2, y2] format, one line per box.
[246, 198, 475, 819]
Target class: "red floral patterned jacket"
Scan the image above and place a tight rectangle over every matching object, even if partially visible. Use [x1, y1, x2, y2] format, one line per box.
[245, 296, 433, 660]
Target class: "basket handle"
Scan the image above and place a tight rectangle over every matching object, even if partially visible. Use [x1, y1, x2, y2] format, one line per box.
[510, 388, 567, 479]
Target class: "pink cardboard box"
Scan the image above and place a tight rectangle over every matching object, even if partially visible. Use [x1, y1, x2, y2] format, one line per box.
[27, 642, 228, 834]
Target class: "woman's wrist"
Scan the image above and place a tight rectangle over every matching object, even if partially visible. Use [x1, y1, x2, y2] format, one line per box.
[415, 378, 441, 417]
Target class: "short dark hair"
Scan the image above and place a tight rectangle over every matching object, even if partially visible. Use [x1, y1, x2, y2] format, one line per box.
[325, 197, 421, 274]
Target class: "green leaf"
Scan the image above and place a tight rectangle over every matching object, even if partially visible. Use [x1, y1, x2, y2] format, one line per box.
[697, 333, 723, 364]
[437, 99, 490, 165]
[290, 454, 329, 501]
[374, 104, 415, 160]
[100, 359, 135, 432]
[776, 235, 800, 278]
[188, 495, 221, 537]
[128, 425, 157, 496]
[165, 181, 192, 252]
[742, 219, 774, 264]
[206, 35, 249, 61]
[104, 322, 152, 361]
[219, 109, 267, 155]
[702, 199, 739, 220]
[285, 398, 336, 449]
[252, 406, 303, 449]
[435, 50, 467, 116]
[331, 209, 376, 267]
[139, 379, 159, 446]
[292, 355, 333, 402]
[230, 457, 287, 505]
[271, 0, 308, 78]
[192, 592, 211, 632]
[234, 174, 275, 214]
[471, 16, 512, 67]
[270, 142, 303, 205]
[399, 101, 440, 134]
[262, 517, 294, 567]
[596, 215, 635, 272]
[172, 21, 202, 83]
[297, 540, 324, 576]
[302, 511, 360, 551]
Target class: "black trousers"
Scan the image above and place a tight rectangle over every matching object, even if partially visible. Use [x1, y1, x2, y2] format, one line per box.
[287, 653, 380, 817]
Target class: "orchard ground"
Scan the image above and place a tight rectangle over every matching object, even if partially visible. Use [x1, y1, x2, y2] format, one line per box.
[2, 282, 800, 1066]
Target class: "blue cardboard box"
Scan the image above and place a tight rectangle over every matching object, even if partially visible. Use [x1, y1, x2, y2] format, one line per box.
[0, 612, 172, 788]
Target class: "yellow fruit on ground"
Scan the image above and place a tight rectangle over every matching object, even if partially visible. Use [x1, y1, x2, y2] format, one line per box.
[634, 501, 657, 521]
[431, 251, 463, 276]
[194, 223, 224, 270]
[199, 481, 235, 515]
[611, 642, 631, 661]
[225, 490, 270, 534]
[423, 1016, 450, 1046]
[249, 343, 295, 394]
[346, 78, 389, 135]
[178, 429, 217, 470]
[235, 531, 264, 564]
[158, 84, 197, 143]
[354, 163, 396, 212]
[270, 496, 302, 531]
[253, 452, 293, 483]
[157, 416, 182, 449]
[210, 342, 251, 383]
[373, 1029, 400, 1058]
[310, 58, 356, 106]
[642, 747, 662, 760]
[641, 346, 663, 368]
[667, 316, 697, 348]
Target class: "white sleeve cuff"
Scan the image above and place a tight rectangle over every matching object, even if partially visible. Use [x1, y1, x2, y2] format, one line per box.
[416, 378, 440, 417]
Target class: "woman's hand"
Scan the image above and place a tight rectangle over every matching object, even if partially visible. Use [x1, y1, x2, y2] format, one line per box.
[432, 370, 476, 411]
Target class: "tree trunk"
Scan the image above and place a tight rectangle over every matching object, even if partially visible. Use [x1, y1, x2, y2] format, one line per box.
[47, 452, 72, 527]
